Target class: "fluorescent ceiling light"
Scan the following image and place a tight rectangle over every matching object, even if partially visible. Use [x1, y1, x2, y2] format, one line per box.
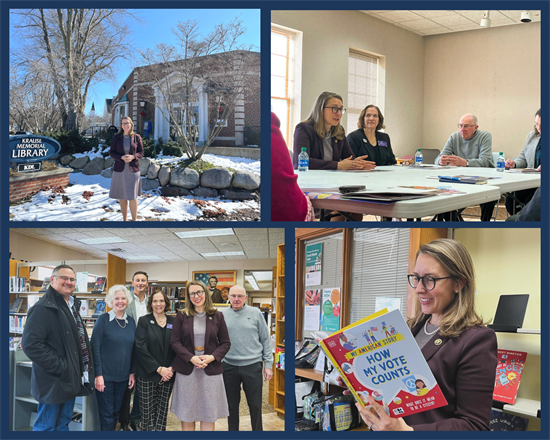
[245, 275, 260, 290]
[175, 229, 234, 239]
[252, 271, 273, 281]
[201, 251, 245, 257]
[77, 237, 128, 245]
[126, 255, 163, 261]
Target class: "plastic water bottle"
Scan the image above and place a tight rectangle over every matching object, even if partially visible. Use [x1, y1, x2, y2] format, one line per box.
[414, 149, 423, 167]
[298, 147, 309, 172]
[496, 152, 505, 172]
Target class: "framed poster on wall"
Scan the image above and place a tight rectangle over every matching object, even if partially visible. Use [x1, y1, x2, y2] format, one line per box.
[192, 270, 237, 304]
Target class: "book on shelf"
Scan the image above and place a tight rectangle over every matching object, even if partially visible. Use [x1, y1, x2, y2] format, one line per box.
[9, 337, 23, 351]
[92, 277, 106, 293]
[489, 409, 529, 431]
[80, 300, 89, 317]
[39, 277, 51, 292]
[76, 272, 88, 293]
[9, 298, 24, 313]
[9, 315, 27, 333]
[319, 308, 447, 418]
[493, 349, 527, 405]
[275, 347, 285, 370]
[10, 276, 27, 293]
[92, 300, 106, 318]
[27, 295, 41, 310]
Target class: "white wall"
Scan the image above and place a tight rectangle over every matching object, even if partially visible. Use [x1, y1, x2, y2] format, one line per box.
[271, 11, 540, 160]
[423, 23, 540, 159]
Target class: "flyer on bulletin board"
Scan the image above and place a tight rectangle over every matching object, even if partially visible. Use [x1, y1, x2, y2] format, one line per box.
[321, 287, 341, 332]
[305, 243, 322, 286]
[304, 289, 321, 330]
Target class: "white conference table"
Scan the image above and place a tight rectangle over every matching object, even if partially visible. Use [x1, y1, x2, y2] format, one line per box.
[296, 165, 541, 220]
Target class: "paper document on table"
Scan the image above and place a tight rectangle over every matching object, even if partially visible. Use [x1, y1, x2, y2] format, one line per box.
[505, 169, 540, 174]
[405, 165, 454, 169]
[340, 188, 437, 202]
[301, 186, 340, 191]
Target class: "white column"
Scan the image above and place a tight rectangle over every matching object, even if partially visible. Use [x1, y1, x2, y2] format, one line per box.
[198, 88, 208, 143]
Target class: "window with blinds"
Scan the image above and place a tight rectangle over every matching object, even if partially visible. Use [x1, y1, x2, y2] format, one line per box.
[302, 231, 343, 339]
[271, 27, 294, 147]
[349, 229, 409, 324]
[347, 51, 381, 134]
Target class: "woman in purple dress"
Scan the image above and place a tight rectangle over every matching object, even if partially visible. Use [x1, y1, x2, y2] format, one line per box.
[109, 116, 143, 221]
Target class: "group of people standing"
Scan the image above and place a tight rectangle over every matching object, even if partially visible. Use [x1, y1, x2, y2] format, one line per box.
[22, 266, 273, 432]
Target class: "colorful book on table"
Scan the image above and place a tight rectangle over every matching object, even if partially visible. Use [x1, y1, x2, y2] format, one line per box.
[319, 309, 447, 418]
[493, 349, 527, 404]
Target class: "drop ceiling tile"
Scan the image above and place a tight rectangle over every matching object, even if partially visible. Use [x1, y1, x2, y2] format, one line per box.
[410, 10, 455, 19]
[398, 19, 443, 31]
[430, 14, 474, 26]
[376, 10, 424, 23]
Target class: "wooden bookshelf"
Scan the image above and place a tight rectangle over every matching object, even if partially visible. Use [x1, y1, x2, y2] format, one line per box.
[274, 244, 285, 418]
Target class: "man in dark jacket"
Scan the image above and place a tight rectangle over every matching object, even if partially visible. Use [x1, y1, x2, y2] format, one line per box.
[22, 265, 94, 431]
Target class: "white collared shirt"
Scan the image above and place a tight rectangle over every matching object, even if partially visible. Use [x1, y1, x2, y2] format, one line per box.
[108, 310, 128, 322]
[133, 292, 148, 319]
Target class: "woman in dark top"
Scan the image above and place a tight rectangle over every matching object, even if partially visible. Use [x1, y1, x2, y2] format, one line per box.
[347, 105, 396, 166]
[292, 92, 370, 170]
[134, 289, 176, 431]
[109, 116, 143, 221]
[91, 285, 136, 431]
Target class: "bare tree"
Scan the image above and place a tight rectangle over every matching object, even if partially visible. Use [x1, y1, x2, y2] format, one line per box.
[138, 17, 260, 161]
[9, 59, 63, 133]
[11, 9, 134, 130]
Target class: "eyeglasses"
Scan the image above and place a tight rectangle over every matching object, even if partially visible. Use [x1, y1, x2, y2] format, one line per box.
[324, 106, 347, 115]
[407, 274, 453, 291]
[228, 294, 246, 299]
[457, 124, 476, 129]
[121, 122, 131, 126]
[189, 290, 205, 297]
[54, 275, 76, 283]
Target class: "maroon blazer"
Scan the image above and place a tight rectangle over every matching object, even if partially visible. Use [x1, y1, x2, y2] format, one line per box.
[404, 317, 497, 431]
[170, 311, 230, 376]
[292, 122, 354, 170]
[110, 133, 144, 173]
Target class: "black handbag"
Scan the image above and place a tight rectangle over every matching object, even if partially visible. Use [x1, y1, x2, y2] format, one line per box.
[294, 340, 320, 369]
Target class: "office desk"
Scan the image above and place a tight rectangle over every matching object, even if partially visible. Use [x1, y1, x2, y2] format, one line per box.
[296, 166, 539, 220]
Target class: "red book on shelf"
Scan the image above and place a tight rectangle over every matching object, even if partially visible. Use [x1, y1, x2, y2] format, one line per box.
[493, 349, 527, 404]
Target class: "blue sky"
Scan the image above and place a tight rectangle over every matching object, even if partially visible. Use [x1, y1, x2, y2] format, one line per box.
[10, 8, 260, 116]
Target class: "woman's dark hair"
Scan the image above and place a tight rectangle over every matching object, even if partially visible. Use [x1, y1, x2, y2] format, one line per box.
[357, 105, 385, 131]
[535, 108, 541, 118]
[147, 288, 171, 314]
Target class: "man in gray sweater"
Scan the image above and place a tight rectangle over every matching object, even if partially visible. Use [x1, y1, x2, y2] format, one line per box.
[435, 113, 496, 221]
[221, 285, 273, 431]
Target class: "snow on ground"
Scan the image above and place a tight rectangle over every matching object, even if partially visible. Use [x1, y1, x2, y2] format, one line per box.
[10, 154, 260, 222]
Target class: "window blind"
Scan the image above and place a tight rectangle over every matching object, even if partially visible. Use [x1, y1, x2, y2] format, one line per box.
[347, 51, 378, 134]
[349, 228, 409, 324]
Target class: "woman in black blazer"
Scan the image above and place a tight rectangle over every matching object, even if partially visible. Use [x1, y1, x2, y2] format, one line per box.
[109, 116, 144, 221]
[134, 289, 176, 431]
[347, 105, 396, 167]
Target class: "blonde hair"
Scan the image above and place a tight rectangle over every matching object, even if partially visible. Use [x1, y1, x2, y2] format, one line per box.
[303, 91, 346, 141]
[407, 238, 487, 338]
[106, 284, 133, 308]
[184, 281, 216, 316]
[118, 116, 136, 137]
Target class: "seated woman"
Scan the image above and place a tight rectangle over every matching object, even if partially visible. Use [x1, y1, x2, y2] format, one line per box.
[271, 112, 314, 221]
[292, 92, 370, 170]
[355, 238, 497, 431]
[505, 108, 541, 215]
[347, 105, 396, 166]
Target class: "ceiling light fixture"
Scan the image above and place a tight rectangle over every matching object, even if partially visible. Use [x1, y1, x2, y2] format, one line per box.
[245, 275, 260, 290]
[201, 251, 245, 257]
[77, 237, 128, 245]
[126, 255, 163, 261]
[480, 10, 491, 28]
[521, 11, 532, 23]
[175, 229, 235, 239]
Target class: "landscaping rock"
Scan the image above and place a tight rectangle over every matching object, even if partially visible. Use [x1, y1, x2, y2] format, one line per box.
[170, 167, 200, 189]
[82, 157, 105, 175]
[60, 155, 74, 166]
[232, 170, 260, 190]
[141, 178, 159, 191]
[159, 186, 191, 196]
[220, 188, 258, 201]
[104, 157, 114, 169]
[193, 187, 219, 198]
[147, 162, 161, 179]
[201, 167, 232, 189]
[139, 158, 152, 176]
[69, 156, 90, 169]
[100, 168, 113, 179]
[158, 166, 171, 186]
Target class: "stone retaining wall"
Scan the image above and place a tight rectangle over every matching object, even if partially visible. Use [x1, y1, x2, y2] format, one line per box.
[9, 168, 73, 203]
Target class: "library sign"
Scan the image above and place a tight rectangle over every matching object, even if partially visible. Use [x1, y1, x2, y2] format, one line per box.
[9, 135, 61, 172]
